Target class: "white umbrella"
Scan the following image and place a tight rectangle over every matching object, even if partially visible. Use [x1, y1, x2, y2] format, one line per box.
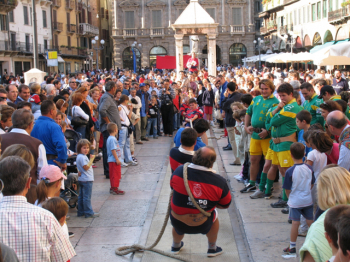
[261, 53, 280, 62]
[293, 52, 314, 62]
[313, 42, 350, 66]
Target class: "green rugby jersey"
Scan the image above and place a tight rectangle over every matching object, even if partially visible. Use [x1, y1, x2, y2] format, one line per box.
[270, 99, 303, 152]
[329, 95, 350, 119]
[302, 93, 324, 126]
[247, 94, 279, 140]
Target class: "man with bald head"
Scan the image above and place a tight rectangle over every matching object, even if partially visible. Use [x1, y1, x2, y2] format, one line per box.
[326, 110, 350, 170]
[170, 146, 231, 257]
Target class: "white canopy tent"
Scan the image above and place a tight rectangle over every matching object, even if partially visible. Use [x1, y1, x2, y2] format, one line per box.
[313, 42, 350, 66]
[24, 68, 46, 85]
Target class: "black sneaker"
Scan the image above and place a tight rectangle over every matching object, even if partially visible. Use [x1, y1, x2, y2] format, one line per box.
[281, 206, 289, 214]
[69, 232, 75, 238]
[264, 193, 273, 199]
[207, 246, 223, 257]
[270, 199, 288, 208]
[283, 246, 296, 254]
[171, 241, 184, 254]
[240, 184, 256, 193]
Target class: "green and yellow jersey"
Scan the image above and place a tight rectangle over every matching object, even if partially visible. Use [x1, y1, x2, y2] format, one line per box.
[302, 93, 324, 126]
[329, 95, 350, 120]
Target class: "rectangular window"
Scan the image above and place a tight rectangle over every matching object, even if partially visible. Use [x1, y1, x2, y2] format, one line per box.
[323, 0, 327, 17]
[255, 19, 261, 31]
[152, 10, 162, 28]
[308, 5, 310, 22]
[294, 10, 296, 25]
[67, 36, 71, 47]
[23, 6, 28, 25]
[206, 8, 215, 20]
[125, 11, 135, 28]
[30, 7, 32, 25]
[44, 39, 47, 50]
[312, 4, 316, 21]
[100, 8, 104, 18]
[42, 10, 47, 27]
[232, 8, 242, 25]
[9, 11, 14, 22]
[329, 0, 333, 11]
[317, 2, 321, 19]
[0, 15, 7, 31]
[25, 34, 30, 52]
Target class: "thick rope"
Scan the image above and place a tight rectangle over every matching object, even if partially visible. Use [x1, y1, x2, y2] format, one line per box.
[115, 191, 191, 262]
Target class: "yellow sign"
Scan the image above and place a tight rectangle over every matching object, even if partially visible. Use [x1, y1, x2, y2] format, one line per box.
[47, 51, 57, 59]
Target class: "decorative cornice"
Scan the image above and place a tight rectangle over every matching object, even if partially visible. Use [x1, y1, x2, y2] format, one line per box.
[119, 0, 139, 7]
[200, 0, 219, 5]
[147, 0, 166, 6]
[173, 0, 188, 6]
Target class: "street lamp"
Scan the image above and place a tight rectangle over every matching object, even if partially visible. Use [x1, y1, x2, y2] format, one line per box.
[284, 33, 296, 54]
[91, 36, 105, 71]
[131, 41, 142, 73]
[253, 37, 265, 70]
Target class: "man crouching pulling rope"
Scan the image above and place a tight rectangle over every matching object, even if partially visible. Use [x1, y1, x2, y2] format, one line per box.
[170, 146, 232, 257]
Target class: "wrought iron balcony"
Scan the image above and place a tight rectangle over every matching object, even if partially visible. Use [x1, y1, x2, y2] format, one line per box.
[52, 22, 63, 32]
[328, 7, 350, 24]
[52, 0, 60, 7]
[79, 23, 99, 36]
[65, 0, 74, 10]
[260, 27, 268, 35]
[59, 46, 87, 56]
[67, 24, 76, 33]
[0, 0, 17, 13]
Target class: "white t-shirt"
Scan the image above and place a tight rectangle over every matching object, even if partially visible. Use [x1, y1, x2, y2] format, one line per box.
[307, 149, 327, 181]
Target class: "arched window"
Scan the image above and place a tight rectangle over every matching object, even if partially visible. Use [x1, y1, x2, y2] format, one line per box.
[229, 43, 247, 66]
[122, 47, 141, 71]
[149, 46, 167, 67]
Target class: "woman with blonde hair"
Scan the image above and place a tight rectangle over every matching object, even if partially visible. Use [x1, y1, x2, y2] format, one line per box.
[299, 165, 350, 262]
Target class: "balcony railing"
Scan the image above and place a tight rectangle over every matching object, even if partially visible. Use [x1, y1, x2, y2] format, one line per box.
[52, 21, 63, 32]
[65, 0, 74, 10]
[59, 47, 87, 56]
[75, 1, 82, 12]
[0, 41, 48, 53]
[123, 28, 137, 37]
[79, 23, 99, 36]
[260, 27, 267, 35]
[216, 25, 252, 34]
[328, 7, 350, 23]
[267, 20, 277, 31]
[150, 28, 164, 37]
[230, 25, 245, 34]
[279, 25, 288, 35]
[52, 0, 60, 7]
[67, 24, 76, 33]
[0, 0, 17, 13]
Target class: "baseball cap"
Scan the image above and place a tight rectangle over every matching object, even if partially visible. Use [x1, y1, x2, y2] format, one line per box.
[318, 85, 334, 99]
[39, 165, 67, 183]
[139, 83, 146, 87]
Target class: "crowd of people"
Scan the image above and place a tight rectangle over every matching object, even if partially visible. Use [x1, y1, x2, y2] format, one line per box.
[0, 62, 350, 261]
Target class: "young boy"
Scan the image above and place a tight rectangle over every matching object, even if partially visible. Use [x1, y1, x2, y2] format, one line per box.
[336, 207, 350, 262]
[296, 110, 312, 159]
[324, 205, 350, 262]
[106, 123, 125, 195]
[282, 142, 315, 255]
[42, 197, 69, 237]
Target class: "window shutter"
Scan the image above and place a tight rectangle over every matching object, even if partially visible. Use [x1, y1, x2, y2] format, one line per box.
[232, 8, 242, 25]
[152, 10, 161, 28]
[23, 6, 28, 25]
[9, 11, 14, 23]
[88, 11, 92, 24]
[43, 10, 47, 27]
[125, 11, 135, 28]
[329, 0, 333, 11]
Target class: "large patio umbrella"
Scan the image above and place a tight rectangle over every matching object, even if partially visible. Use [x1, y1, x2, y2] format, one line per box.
[313, 42, 350, 66]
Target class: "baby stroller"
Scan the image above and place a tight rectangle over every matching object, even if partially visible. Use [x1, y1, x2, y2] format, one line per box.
[61, 129, 81, 208]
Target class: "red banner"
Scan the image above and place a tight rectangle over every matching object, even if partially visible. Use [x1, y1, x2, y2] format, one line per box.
[156, 55, 191, 69]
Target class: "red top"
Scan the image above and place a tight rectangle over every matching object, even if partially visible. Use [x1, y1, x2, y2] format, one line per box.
[173, 95, 180, 110]
[326, 143, 339, 165]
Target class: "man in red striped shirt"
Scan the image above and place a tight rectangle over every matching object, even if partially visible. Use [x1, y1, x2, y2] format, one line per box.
[169, 128, 197, 173]
[170, 147, 231, 257]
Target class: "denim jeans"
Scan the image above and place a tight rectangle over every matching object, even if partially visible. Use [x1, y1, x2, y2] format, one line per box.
[146, 118, 157, 138]
[77, 181, 94, 217]
[119, 126, 133, 163]
[173, 113, 181, 130]
[75, 125, 86, 140]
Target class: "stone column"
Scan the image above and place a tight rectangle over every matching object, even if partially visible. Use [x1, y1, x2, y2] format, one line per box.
[207, 34, 216, 77]
[175, 34, 184, 76]
[114, 0, 118, 29]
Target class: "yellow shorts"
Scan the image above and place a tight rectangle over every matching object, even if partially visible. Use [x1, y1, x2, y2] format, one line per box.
[249, 138, 271, 156]
[271, 150, 294, 167]
[265, 148, 274, 161]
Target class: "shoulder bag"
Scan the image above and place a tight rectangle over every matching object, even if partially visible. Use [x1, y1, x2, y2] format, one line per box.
[71, 107, 89, 127]
[121, 106, 135, 135]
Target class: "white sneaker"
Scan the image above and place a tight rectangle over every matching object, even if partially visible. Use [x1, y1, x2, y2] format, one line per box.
[121, 162, 129, 167]
[210, 121, 215, 127]
[234, 174, 242, 179]
[98, 152, 102, 157]
[128, 161, 138, 166]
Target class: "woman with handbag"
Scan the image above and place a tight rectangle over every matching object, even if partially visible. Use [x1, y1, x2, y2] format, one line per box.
[118, 95, 137, 167]
[71, 93, 89, 139]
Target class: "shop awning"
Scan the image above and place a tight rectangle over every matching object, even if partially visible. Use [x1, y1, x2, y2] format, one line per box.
[57, 56, 65, 63]
[309, 41, 335, 54]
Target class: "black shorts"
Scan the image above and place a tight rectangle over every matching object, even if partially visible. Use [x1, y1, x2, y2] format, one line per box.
[170, 209, 217, 235]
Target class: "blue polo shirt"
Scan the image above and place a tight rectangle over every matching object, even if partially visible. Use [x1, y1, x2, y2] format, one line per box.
[31, 116, 68, 165]
[173, 128, 205, 151]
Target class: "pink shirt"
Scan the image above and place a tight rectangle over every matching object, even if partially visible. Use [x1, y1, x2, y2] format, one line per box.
[326, 143, 339, 164]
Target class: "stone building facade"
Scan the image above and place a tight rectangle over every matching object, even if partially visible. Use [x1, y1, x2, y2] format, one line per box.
[110, 0, 256, 70]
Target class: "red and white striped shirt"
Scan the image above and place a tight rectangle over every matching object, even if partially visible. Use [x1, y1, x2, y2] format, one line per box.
[0, 196, 76, 262]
